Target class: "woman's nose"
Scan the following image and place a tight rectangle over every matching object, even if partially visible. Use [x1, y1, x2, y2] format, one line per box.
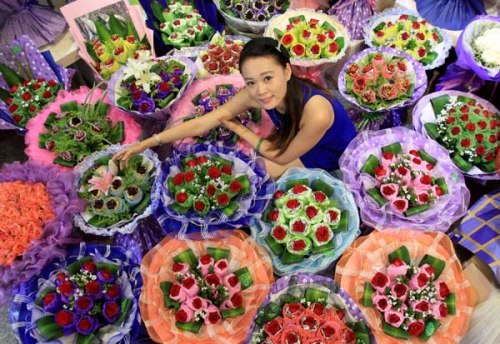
[256, 81, 268, 95]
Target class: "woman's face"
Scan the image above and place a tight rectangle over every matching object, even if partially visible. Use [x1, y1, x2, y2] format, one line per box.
[241, 56, 291, 111]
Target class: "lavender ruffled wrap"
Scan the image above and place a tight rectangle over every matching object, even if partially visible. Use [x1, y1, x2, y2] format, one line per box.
[0, 162, 84, 304]
[245, 273, 376, 344]
[412, 90, 500, 181]
[108, 56, 197, 121]
[328, 0, 374, 40]
[456, 15, 500, 82]
[0, 35, 74, 131]
[338, 46, 428, 113]
[0, 0, 67, 48]
[154, 142, 275, 240]
[339, 127, 470, 232]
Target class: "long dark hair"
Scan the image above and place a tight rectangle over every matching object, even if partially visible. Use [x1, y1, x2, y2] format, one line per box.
[239, 37, 330, 155]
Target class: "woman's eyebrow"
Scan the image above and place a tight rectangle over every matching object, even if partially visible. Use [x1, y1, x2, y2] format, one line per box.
[244, 71, 274, 81]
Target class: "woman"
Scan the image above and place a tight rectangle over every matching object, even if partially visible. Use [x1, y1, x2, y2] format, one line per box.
[114, 37, 356, 178]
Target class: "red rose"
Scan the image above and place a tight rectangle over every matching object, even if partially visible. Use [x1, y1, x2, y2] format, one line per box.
[305, 205, 318, 219]
[186, 159, 198, 168]
[423, 264, 435, 276]
[393, 283, 408, 297]
[415, 300, 430, 312]
[207, 184, 216, 196]
[451, 127, 461, 135]
[43, 90, 52, 99]
[172, 262, 185, 273]
[478, 121, 487, 130]
[313, 191, 326, 203]
[272, 225, 287, 240]
[76, 296, 92, 311]
[107, 284, 120, 298]
[55, 310, 73, 327]
[8, 104, 18, 113]
[292, 44, 305, 56]
[336, 309, 345, 320]
[229, 180, 242, 193]
[205, 273, 220, 287]
[412, 21, 420, 29]
[85, 281, 100, 295]
[445, 116, 455, 124]
[175, 309, 189, 322]
[281, 34, 294, 46]
[466, 123, 476, 131]
[377, 298, 389, 310]
[292, 184, 308, 194]
[327, 210, 339, 222]
[343, 328, 356, 342]
[207, 311, 222, 324]
[264, 319, 283, 336]
[216, 193, 229, 206]
[412, 157, 422, 164]
[476, 145, 485, 156]
[310, 303, 325, 316]
[184, 171, 195, 182]
[397, 166, 408, 176]
[22, 92, 31, 101]
[200, 254, 212, 265]
[175, 192, 188, 203]
[393, 258, 404, 266]
[59, 281, 74, 296]
[173, 173, 184, 186]
[476, 134, 484, 143]
[28, 105, 36, 112]
[315, 226, 331, 242]
[388, 313, 402, 324]
[286, 199, 300, 209]
[169, 283, 182, 298]
[230, 292, 243, 307]
[227, 275, 239, 287]
[194, 201, 206, 212]
[460, 105, 469, 114]
[159, 82, 171, 92]
[9, 85, 18, 93]
[376, 31, 384, 37]
[182, 277, 196, 289]
[418, 193, 429, 203]
[374, 165, 387, 177]
[48, 79, 57, 87]
[435, 186, 444, 196]
[383, 152, 394, 160]
[461, 138, 471, 148]
[371, 272, 389, 289]
[417, 272, 429, 287]
[208, 166, 221, 179]
[274, 190, 285, 199]
[486, 152, 495, 161]
[292, 239, 306, 251]
[426, 163, 434, 170]
[408, 321, 425, 336]
[268, 209, 279, 222]
[382, 185, 396, 196]
[292, 220, 306, 233]
[489, 134, 497, 143]
[221, 164, 232, 175]
[438, 303, 448, 317]
[437, 281, 450, 298]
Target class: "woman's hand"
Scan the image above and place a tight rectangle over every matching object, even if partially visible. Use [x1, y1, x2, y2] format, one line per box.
[221, 118, 246, 134]
[113, 141, 147, 169]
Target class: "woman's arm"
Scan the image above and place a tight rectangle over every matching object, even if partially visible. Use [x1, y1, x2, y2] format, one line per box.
[224, 95, 334, 165]
[114, 87, 259, 164]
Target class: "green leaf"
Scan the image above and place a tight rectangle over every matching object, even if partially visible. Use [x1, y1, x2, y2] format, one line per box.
[36, 316, 64, 341]
[0, 62, 25, 87]
[109, 121, 124, 143]
[430, 95, 451, 115]
[60, 100, 79, 112]
[0, 87, 10, 102]
[108, 13, 127, 37]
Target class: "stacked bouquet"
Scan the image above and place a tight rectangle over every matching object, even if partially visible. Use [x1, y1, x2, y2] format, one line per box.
[247, 273, 374, 344]
[335, 230, 475, 343]
[413, 91, 499, 177]
[0, 36, 73, 131]
[109, 56, 195, 118]
[150, 0, 214, 48]
[0, 162, 83, 303]
[339, 127, 469, 231]
[25, 87, 141, 169]
[197, 33, 247, 77]
[155, 144, 274, 239]
[269, 13, 347, 61]
[252, 168, 359, 275]
[74, 145, 160, 236]
[140, 231, 274, 343]
[365, 9, 451, 69]
[360, 142, 448, 217]
[361, 245, 456, 340]
[456, 16, 500, 81]
[219, 0, 289, 23]
[10, 244, 142, 343]
[84, 13, 151, 80]
[160, 247, 254, 333]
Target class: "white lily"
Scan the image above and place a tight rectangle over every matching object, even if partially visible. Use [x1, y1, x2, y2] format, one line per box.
[135, 72, 162, 94]
[122, 57, 153, 81]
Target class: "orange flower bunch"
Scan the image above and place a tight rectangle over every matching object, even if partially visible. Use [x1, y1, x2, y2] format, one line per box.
[0, 181, 55, 265]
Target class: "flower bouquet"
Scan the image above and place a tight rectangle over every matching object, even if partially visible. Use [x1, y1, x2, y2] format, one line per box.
[109, 55, 196, 120]
[61, 0, 154, 80]
[0, 36, 73, 131]
[148, 0, 215, 49]
[364, 9, 451, 69]
[10, 243, 142, 344]
[456, 15, 500, 81]
[339, 47, 427, 115]
[0, 162, 83, 304]
[413, 91, 500, 180]
[335, 229, 475, 343]
[251, 167, 360, 276]
[246, 273, 375, 344]
[24, 87, 141, 170]
[265, 9, 350, 67]
[339, 127, 470, 231]
[154, 143, 274, 240]
[214, 0, 290, 36]
[195, 33, 248, 78]
[328, 0, 374, 40]
[140, 230, 274, 344]
[74, 145, 161, 236]
[170, 74, 274, 153]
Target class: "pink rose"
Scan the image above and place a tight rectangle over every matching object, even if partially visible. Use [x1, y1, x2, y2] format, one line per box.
[391, 283, 409, 301]
[186, 296, 208, 312]
[380, 183, 399, 201]
[387, 259, 409, 281]
[372, 53, 385, 68]
[204, 305, 222, 325]
[410, 271, 430, 290]
[172, 262, 190, 275]
[413, 300, 431, 314]
[372, 294, 391, 313]
[213, 259, 230, 277]
[384, 310, 404, 328]
[395, 166, 412, 185]
[381, 63, 396, 80]
[395, 77, 411, 92]
[197, 254, 214, 276]
[361, 89, 377, 104]
[371, 272, 389, 292]
[378, 83, 399, 100]
[431, 301, 449, 319]
[381, 152, 397, 169]
[412, 174, 433, 191]
[353, 77, 367, 94]
[169, 283, 187, 302]
[420, 263, 436, 277]
[223, 273, 241, 295]
[181, 276, 199, 297]
[361, 64, 379, 80]
[390, 197, 409, 213]
[416, 191, 431, 205]
[175, 304, 194, 323]
[431, 185, 445, 198]
[435, 281, 451, 300]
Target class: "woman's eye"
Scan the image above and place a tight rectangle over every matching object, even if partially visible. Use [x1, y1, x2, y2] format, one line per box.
[246, 81, 255, 87]
[264, 76, 272, 81]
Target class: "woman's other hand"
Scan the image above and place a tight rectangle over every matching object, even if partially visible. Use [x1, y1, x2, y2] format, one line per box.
[113, 142, 147, 169]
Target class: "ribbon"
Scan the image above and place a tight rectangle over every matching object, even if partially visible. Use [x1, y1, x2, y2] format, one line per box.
[291, 65, 326, 88]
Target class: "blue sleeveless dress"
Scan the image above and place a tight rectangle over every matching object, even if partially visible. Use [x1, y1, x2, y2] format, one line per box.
[266, 84, 356, 171]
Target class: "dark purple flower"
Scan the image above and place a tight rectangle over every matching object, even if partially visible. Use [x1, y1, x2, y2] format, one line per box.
[104, 284, 122, 301]
[58, 280, 76, 303]
[102, 301, 121, 324]
[156, 82, 172, 100]
[54, 272, 68, 287]
[81, 261, 97, 274]
[172, 67, 184, 77]
[160, 70, 171, 81]
[170, 75, 183, 88]
[74, 315, 97, 335]
[55, 310, 76, 335]
[137, 97, 156, 114]
[131, 90, 145, 105]
[97, 268, 116, 284]
[84, 280, 103, 299]
[74, 296, 94, 314]
[42, 292, 63, 313]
